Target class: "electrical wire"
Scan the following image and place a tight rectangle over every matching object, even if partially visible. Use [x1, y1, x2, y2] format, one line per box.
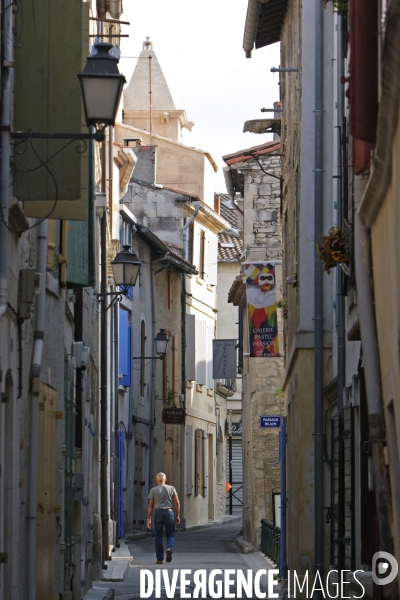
[0, 133, 60, 234]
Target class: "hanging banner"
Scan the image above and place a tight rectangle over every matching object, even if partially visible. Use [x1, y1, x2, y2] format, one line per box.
[213, 339, 237, 379]
[244, 261, 279, 357]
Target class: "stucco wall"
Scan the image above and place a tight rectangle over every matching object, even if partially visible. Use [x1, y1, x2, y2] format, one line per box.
[370, 103, 400, 567]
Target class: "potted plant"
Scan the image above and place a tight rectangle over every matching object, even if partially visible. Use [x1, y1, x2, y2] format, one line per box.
[277, 298, 288, 319]
[323, 0, 348, 14]
[316, 226, 349, 274]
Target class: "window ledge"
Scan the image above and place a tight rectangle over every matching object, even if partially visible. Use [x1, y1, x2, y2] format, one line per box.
[207, 388, 214, 397]
[196, 384, 204, 392]
[186, 380, 194, 388]
[196, 276, 205, 285]
[207, 284, 214, 292]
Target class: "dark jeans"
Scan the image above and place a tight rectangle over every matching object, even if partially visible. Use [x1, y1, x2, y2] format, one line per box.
[153, 509, 175, 560]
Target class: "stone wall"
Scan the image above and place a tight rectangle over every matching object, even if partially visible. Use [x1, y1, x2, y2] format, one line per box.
[229, 151, 284, 548]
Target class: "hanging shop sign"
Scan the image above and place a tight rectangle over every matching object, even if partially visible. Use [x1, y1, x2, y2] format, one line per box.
[244, 261, 280, 357]
[162, 407, 185, 425]
[213, 339, 237, 379]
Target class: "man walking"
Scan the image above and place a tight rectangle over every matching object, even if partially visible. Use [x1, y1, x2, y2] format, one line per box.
[147, 472, 180, 564]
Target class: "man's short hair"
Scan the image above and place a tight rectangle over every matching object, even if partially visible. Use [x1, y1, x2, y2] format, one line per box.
[156, 472, 166, 482]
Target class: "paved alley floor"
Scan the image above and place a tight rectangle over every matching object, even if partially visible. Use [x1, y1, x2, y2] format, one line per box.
[93, 522, 277, 599]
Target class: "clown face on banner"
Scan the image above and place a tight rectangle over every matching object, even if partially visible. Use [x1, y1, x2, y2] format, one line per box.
[244, 262, 279, 357]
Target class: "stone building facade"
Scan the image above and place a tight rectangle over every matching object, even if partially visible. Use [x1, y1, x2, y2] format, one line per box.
[223, 142, 284, 548]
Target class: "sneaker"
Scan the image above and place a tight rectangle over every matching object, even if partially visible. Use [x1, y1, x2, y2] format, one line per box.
[156, 560, 164, 564]
[166, 549, 172, 563]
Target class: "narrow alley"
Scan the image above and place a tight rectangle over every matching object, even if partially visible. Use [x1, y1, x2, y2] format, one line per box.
[90, 521, 273, 599]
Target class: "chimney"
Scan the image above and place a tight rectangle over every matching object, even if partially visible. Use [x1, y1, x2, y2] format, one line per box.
[131, 145, 157, 184]
[214, 195, 221, 214]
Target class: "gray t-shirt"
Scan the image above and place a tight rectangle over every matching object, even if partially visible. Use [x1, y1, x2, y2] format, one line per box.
[148, 484, 177, 510]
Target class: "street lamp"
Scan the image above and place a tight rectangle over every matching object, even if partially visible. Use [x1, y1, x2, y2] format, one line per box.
[111, 244, 141, 290]
[78, 42, 126, 133]
[97, 245, 141, 308]
[154, 329, 169, 356]
[133, 329, 169, 361]
[12, 42, 126, 142]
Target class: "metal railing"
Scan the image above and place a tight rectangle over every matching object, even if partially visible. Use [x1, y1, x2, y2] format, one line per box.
[260, 519, 280, 565]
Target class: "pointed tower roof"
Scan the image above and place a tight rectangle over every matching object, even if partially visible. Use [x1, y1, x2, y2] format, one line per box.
[124, 37, 176, 111]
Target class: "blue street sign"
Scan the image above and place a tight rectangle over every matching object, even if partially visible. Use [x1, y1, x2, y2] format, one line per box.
[260, 416, 282, 428]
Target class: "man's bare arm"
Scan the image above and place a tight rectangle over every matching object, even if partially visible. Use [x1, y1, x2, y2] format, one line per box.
[173, 494, 180, 524]
[146, 499, 154, 529]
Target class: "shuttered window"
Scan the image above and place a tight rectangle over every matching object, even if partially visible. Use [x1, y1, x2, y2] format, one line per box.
[207, 232, 218, 286]
[206, 321, 214, 390]
[196, 319, 207, 385]
[202, 431, 208, 497]
[186, 314, 196, 381]
[195, 428, 201, 496]
[119, 309, 132, 387]
[191, 222, 200, 272]
[186, 425, 193, 495]
[199, 229, 206, 280]
[140, 320, 146, 397]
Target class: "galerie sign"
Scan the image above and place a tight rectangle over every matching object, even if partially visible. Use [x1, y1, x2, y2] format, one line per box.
[244, 262, 279, 358]
[212, 339, 237, 379]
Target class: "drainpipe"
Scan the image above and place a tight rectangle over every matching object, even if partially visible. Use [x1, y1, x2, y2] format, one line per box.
[149, 260, 157, 490]
[0, 0, 13, 319]
[334, 12, 346, 573]
[27, 219, 48, 600]
[181, 201, 200, 529]
[181, 202, 200, 526]
[314, 0, 324, 591]
[0, 7, 12, 597]
[353, 182, 394, 557]
[100, 138, 110, 566]
[182, 202, 200, 261]
[113, 290, 119, 547]
[243, 0, 261, 58]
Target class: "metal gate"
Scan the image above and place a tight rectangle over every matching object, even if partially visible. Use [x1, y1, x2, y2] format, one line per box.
[330, 405, 354, 569]
[226, 438, 243, 509]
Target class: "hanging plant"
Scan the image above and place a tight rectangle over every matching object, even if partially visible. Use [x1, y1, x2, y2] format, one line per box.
[316, 226, 349, 274]
[323, 0, 348, 14]
[277, 298, 288, 319]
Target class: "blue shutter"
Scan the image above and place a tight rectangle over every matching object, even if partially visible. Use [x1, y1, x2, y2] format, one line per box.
[118, 431, 124, 538]
[119, 309, 132, 386]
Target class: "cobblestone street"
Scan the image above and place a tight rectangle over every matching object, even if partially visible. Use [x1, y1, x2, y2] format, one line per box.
[92, 522, 274, 599]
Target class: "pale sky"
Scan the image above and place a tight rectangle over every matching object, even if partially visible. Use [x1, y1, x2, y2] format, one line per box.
[119, 1, 280, 192]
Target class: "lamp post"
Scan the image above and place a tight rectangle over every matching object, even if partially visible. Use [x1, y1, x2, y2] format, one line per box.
[99, 242, 141, 566]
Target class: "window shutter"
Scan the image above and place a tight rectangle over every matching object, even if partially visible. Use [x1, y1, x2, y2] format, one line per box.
[186, 314, 196, 381]
[65, 220, 92, 287]
[202, 432, 208, 497]
[195, 428, 200, 496]
[192, 222, 201, 271]
[207, 232, 218, 286]
[196, 320, 207, 385]
[186, 425, 193, 495]
[118, 431, 124, 538]
[119, 309, 132, 387]
[206, 321, 214, 390]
